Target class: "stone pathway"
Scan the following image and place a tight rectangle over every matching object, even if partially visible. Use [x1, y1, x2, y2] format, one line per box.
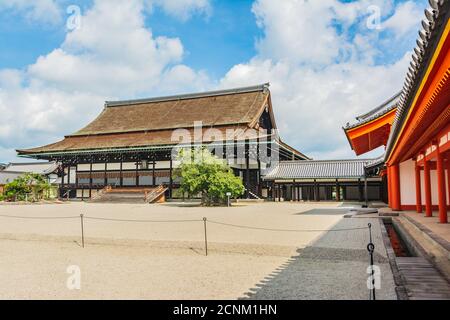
[242, 217, 397, 300]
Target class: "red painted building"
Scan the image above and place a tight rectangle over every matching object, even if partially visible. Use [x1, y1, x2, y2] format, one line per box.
[344, 0, 449, 223]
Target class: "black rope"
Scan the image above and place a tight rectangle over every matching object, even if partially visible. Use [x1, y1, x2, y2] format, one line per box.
[84, 216, 202, 223]
[208, 220, 369, 232]
[0, 214, 79, 220]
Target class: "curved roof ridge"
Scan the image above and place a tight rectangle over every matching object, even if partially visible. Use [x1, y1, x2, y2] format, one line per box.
[355, 91, 401, 121]
[105, 83, 270, 107]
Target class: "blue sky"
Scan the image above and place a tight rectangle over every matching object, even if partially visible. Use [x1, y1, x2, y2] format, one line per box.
[0, 0, 427, 163]
[0, 0, 262, 77]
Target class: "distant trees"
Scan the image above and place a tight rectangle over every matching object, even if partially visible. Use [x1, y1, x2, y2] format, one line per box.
[175, 148, 245, 206]
[2, 173, 51, 202]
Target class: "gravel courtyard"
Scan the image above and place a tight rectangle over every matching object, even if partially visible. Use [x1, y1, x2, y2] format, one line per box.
[0, 202, 396, 299]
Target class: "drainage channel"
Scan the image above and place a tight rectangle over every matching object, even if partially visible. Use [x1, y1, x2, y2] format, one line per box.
[383, 219, 413, 257]
[382, 218, 450, 300]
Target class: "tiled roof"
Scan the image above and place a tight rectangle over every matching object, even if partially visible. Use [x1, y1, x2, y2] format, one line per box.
[344, 92, 401, 130]
[3, 162, 58, 175]
[263, 159, 372, 180]
[384, 0, 450, 161]
[72, 84, 270, 136]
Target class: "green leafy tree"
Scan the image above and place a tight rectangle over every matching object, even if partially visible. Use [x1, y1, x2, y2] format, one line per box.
[175, 148, 245, 206]
[3, 173, 51, 202]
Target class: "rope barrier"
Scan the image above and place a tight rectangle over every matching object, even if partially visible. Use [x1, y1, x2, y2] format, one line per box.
[0, 214, 368, 232]
[0, 214, 79, 220]
[84, 216, 202, 223]
[207, 220, 369, 233]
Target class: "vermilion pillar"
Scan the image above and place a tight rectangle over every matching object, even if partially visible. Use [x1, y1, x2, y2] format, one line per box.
[414, 161, 423, 213]
[447, 155, 450, 207]
[391, 163, 401, 211]
[423, 158, 432, 217]
[436, 145, 448, 223]
[387, 166, 392, 207]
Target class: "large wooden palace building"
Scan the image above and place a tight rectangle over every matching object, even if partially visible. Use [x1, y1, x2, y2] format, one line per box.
[344, 0, 449, 222]
[18, 84, 309, 200]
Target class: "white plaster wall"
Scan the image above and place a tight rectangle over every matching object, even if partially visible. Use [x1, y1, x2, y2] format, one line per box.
[107, 163, 121, 170]
[399, 158, 442, 207]
[91, 163, 105, 171]
[77, 164, 90, 171]
[154, 161, 170, 169]
[121, 162, 136, 170]
[399, 159, 416, 205]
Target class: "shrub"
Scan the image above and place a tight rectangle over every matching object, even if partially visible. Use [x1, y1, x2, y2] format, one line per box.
[175, 147, 245, 206]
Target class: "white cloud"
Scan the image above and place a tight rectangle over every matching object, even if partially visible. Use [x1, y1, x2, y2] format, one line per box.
[383, 1, 422, 37]
[0, 0, 424, 163]
[220, 0, 422, 159]
[0, 0, 210, 163]
[0, 0, 62, 25]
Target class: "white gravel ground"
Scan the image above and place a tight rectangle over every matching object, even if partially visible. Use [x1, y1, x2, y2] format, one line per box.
[0, 202, 395, 299]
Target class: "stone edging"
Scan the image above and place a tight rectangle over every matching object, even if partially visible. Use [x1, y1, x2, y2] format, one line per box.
[402, 214, 450, 252]
[378, 218, 408, 300]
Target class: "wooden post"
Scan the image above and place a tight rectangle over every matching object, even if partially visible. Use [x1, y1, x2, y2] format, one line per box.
[89, 161, 93, 198]
[203, 217, 208, 256]
[358, 178, 363, 202]
[60, 163, 65, 199]
[135, 155, 139, 187]
[423, 158, 432, 217]
[257, 138, 261, 197]
[436, 144, 447, 223]
[245, 140, 250, 199]
[414, 161, 423, 213]
[104, 162, 107, 187]
[336, 179, 340, 201]
[119, 160, 123, 187]
[169, 157, 173, 199]
[152, 156, 156, 187]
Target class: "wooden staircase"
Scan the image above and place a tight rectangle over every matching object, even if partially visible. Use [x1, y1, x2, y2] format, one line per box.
[90, 186, 167, 203]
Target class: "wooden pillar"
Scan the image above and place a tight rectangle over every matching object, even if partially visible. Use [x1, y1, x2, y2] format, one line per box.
[152, 159, 156, 187]
[75, 163, 78, 189]
[297, 184, 300, 202]
[391, 163, 401, 211]
[67, 165, 71, 187]
[257, 137, 261, 197]
[245, 140, 250, 199]
[336, 179, 340, 202]
[119, 160, 123, 187]
[271, 181, 275, 201]
[313, 180, 318, 201]
[60, 163, 65, 198]
[414, 161, 423, 213]
[135, 156, 139, 187]
[104, 162, 107, 187]
[358, 178, 363, 202]
[436, 144, 448, 223]
[278, 184, 281, 202]
[169, 157, 173, 199]
[364, 176, 368, 205]
[423, 158, 432, 217]
[89, 161, 93, 198]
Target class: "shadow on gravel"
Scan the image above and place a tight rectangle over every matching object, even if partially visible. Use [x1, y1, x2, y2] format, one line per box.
[240, 219, 389, 300]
